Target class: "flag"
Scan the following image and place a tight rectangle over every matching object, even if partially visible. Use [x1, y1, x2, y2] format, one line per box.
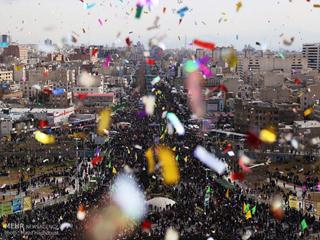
[245, 210, 252, 220]
[301, 219, 308, 231]
[225, 189, 230, 199]
[251, 205, 257, 215]
[244, 203, 250, 213]
[107, 161, 112, 169]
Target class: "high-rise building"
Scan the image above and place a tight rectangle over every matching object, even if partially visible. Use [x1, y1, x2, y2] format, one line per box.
[302, 43, 320, 70]
[44, 38, 53, 45]
[0, 34, 11, 44]
[2, 45, 28, 61]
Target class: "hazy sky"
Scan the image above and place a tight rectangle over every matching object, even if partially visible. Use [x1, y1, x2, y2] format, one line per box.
[0, 0, 319, 50]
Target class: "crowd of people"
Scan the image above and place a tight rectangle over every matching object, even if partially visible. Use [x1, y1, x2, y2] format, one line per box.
[0, 82, 319, 239]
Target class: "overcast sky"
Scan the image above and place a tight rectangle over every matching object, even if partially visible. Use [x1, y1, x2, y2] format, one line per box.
[0, 0, 319, 50]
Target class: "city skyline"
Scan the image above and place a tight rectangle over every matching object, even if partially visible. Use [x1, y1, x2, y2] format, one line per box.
[1, 0, 320, 50]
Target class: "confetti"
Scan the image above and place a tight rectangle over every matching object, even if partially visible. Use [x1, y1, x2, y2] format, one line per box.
[238, 154, 252, 173]
[78, 71, 98, 87]
[98, 18, 103, 26]
[125, 37, 132, 47]
[304, 107, 313, 117]
[34, 130, 55, 144]
[111, 174, 147, 220]
[230, 172, 245, 181]
[166, 112, 185, 135]
[294, 78, 301, 85]
[135, 5, 143, 18]
[151, 76, 160, 85]
[84, 2, 96, 10]
[165, 228, 179, 240]
[38, 120, 49, 128]
[97, 108, 112, 135]
[236, 1, 242, 12]
[156, 146, 180, 185]
[283, 37, 294, 46]
[0, 42, 9, 48]
[271, 198, 284, 220]
[177, 6, 189, 17]
[193, 39, 216, 50]
[77, 204, 86, 221]
[259, 127, 277, 144]
[194, 146, 226, 175]
[60, 223, 72, 231]
[52, 88, 65, 95]
[184, 60, 199, 73]
[142, 95, 156, 115]
[103, 55, 111, 68]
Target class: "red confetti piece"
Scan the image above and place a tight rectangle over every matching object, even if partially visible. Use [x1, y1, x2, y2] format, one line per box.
[246, 131, 262, 149]
[42, 88, 52, 95]
[38, 120, 49, 128]
[43, 70, 49, 77]
[230, 172, 245, 181]
[193, 39, 216, 50]
[76, 93, 88, 100]
[146, 58, 155, 65]
[92, 48, 98, 56]
[294, 78, 301, 85]
[223, 143, 232, 154]
[208, 84, 228, 93]
[141, 220, 152, 230]
[91, 156, 103, 166]
[125, 37, 132, 47]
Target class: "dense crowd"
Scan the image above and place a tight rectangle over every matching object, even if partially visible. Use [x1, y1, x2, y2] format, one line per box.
[0, 82, 319, 240]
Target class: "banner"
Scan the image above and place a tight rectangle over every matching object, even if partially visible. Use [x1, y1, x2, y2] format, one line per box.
[23, 197, 32, 211]
[12, 198, 22, 213]
[289, 195, 299, 210]
[0, 202, 13, 217]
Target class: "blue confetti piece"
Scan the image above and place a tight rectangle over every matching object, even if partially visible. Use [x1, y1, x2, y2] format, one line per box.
[84, 2, 96, 10]
[177, 6, 189, 17]
[52, 88, 65, 95]
[0, 42, 9, 48]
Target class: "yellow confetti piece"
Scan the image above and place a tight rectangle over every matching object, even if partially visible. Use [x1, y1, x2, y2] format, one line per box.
[97, 108, 112, 135]
[226, 52, 238, 68]
[34, 130, 55, 144]
[112, 167, 117, 174]
[259, 128, 277, 144]
[304, 108, 313, 117]
[156, 145, 180, 185]
[145, 147, 155, 173]
[15, 65, 23, 71]
[236, 1, 242, 12]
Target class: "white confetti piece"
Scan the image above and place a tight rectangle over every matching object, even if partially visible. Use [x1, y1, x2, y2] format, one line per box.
[194, 146, 226, 175]
[167, 112, 185, 135]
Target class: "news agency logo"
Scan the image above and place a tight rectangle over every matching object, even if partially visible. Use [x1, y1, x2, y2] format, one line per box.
[3, 222, 25, 232]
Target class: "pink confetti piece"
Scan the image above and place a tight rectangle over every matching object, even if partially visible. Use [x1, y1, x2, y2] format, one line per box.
[98, 18, 103, 26]
[103, 55, 111, 68]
